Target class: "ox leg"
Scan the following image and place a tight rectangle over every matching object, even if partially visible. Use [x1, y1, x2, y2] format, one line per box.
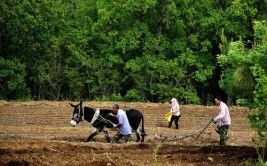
[136, 129, 146, 142]
[140, 131, 146, 143]
[103, 130, 111, 143]
[87, 128, 99, 142]
[133, 129, 141, 142]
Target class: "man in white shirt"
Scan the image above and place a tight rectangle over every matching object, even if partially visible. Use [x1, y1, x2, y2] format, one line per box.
[211, 96, 231, 145]
[111, 103, 132, 143]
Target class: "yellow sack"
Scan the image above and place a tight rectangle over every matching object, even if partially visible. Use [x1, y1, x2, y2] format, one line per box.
[165, 112, 172, 122]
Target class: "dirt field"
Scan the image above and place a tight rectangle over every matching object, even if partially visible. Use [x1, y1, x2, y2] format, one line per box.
[0, 101, 260, 165]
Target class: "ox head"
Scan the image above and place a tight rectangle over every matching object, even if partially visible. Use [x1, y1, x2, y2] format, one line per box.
[69, 101, 84, 127]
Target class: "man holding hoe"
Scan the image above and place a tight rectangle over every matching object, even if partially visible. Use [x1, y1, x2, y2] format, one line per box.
[211, 96, 231, 145]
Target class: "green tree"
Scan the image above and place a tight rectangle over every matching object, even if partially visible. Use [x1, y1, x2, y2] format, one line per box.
[1, 0, 267, 103]
[0, 0, 68, 100]
[218, 20, 267, 162]
[0, 57, 28, 99]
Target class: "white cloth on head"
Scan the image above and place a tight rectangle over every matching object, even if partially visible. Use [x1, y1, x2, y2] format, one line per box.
[117, 109, 132, 135]
[170, 98, 180, 116]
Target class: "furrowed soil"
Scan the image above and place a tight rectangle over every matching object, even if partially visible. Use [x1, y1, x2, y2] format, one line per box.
[0, 101, 260, 165]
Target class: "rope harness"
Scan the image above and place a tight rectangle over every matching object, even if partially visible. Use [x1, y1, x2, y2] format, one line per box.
[75, 106, 115, 127]
[90, 109, 100, 124]
[90, 108, 115, 126]
[77, 105, 84, 121]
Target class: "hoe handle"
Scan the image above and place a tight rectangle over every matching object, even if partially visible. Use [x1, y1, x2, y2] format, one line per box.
[195, 120, 212, 140]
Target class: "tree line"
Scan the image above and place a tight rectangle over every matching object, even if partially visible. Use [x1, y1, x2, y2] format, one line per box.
[0, 0, 266, 104]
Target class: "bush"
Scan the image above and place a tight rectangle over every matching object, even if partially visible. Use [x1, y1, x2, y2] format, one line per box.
[124, 89, 143, 102]
[109, 93, 123, 102]
[94, 93, 123, 102]
[236, 98, 249, 107]
[248, 65, 267, 163]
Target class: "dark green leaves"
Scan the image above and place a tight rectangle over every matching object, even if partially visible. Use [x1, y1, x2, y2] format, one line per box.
[1, 0, 267, 103]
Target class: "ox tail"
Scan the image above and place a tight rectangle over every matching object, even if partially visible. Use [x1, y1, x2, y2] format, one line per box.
[141, 115, 146, 136]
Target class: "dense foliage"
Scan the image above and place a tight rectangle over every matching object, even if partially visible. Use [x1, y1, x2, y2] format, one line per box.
[0, 0, 267, 104]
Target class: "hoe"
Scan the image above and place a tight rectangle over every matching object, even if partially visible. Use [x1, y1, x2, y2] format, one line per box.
[195, 120, 212, 140]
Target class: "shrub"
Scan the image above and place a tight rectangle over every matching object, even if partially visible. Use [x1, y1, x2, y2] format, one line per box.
[124, 89, 143, 102]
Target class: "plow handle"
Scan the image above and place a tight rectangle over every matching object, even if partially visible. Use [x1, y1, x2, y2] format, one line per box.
[195, 120, 212, 140]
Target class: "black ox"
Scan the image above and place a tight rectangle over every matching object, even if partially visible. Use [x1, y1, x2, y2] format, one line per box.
[70, 101, 146, 142]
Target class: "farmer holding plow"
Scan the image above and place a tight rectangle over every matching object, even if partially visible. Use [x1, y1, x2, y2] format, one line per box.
[210, 96, 231, 145]
[111, 103, 132, 143]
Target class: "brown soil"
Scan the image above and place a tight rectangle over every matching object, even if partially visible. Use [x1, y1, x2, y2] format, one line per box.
[0, 101, 260, 165]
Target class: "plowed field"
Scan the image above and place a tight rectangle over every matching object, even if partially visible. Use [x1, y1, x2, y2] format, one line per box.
[0, 101, 260, 165]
